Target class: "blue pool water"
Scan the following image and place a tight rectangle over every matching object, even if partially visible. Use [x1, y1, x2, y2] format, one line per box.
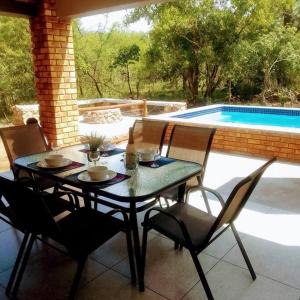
[173, 106, 300, 129]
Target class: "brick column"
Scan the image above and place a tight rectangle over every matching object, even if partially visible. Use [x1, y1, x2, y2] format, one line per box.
[30, 0, 79, 146]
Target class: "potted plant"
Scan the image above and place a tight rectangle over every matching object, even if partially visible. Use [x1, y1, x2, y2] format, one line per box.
[87, 133, 106, 165]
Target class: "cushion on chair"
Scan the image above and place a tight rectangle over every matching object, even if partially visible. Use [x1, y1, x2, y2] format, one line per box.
[146, 203, 216, 248]
[55, 208, 124, 258]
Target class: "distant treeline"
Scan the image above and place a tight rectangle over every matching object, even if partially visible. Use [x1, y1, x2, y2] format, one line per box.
[0, 0, 299, 118]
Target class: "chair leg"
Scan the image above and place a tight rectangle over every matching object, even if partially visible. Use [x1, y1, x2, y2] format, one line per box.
[231, 223, 256, 280]
[6, 231, 30, 296]
[130, 211, 144, 292]
[68, 257, 87, 300]
[189, 250, 214, 300]
[125, 226, 136, 284]
[141, 227, 149, 282]
[10, 234, 35, 299]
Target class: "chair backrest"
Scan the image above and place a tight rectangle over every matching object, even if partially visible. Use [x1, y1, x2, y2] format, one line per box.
[0, 177, 60, 236]
[167, 125, 216, 182]
[208, 158, 276, 238]
[132, 119, 168, 152]
[0, 124, 48, 167]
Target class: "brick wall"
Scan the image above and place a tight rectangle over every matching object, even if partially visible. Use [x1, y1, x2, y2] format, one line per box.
[164, 123, 300, 162]
[30, 0, 79, 146]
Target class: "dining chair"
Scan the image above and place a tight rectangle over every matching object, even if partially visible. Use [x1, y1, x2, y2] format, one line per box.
[132, 119, 168, 153]
[0, 123, 61, 192]
[0, 176, 79, 228]
[141, 158, 276, 299]
[161, 125, 216, 211]
[1, 178, 135, 299]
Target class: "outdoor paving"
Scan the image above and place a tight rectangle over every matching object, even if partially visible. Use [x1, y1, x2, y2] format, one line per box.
[1, 151, 300, 299]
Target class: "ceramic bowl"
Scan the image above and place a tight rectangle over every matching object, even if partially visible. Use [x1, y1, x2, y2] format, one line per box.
[87, 166, 108, 181]
[45, 154, 64, 167]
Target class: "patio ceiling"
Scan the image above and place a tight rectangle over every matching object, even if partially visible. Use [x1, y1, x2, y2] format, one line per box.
[0, 0, 168, 18]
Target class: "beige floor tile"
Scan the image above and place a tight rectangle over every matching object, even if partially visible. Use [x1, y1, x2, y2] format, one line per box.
[90, 230, 156, 269]
[0, 248, 107, 300]
[77, 269, 167, 300]
[0, 229, 44, 273]
[183, 261, 300, 300]
[0, 218, 11, 234]
[223, 233, 300, 289]
[0, 286, 8, 300]
[114, 235, 218, 300]
[203, 228, 239, 259]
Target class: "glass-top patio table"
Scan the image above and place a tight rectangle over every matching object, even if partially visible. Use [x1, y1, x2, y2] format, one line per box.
[13, 144, 202, 290]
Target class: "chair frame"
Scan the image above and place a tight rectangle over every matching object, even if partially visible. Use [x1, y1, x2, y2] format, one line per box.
[0, 124, 49, 172]
[132, 119, 168, 153]
[1, 180, 135, 299]
[141, 158, 276, 299]
[164, 125, 216, 212]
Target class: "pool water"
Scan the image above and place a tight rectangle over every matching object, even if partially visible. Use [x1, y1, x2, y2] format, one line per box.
[192, 111, 300, 129]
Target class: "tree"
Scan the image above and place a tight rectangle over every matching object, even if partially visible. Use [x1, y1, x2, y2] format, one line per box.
[112, 44, 141, 98]
[127, 0, 300, 105]
[0, 17, 35, 118]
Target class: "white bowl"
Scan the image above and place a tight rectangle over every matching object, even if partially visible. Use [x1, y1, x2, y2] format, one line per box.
[87, 166, 108, 181]
[139, 149, 156, 161]
[45, 154, 64, 167]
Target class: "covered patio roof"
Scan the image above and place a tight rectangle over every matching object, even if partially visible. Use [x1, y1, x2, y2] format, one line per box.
[0, 0, 167, 18]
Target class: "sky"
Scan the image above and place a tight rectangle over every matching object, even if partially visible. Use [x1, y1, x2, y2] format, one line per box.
[79, 9, 152, 33]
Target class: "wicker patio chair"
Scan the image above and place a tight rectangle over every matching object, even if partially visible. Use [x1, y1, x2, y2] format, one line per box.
[1, 178, 135, 299]
[162, 125, 216, 211]
[141, 158, 276, 299]
[132, 119, 168, 153]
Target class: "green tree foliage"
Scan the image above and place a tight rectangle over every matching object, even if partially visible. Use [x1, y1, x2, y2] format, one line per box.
[128, 0, 300, 106]
[73, 21, 147, 99]
[0, 17, 35, 118]
[0, 0, 299, 114]
[112, 44, 141, 97]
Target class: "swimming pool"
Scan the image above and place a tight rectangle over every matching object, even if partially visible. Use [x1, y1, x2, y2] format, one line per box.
[173, 105, 300, 129]
[150, 105, 300, 162]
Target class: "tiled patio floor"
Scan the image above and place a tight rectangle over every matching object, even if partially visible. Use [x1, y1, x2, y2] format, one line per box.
[1, 151, 300, 299]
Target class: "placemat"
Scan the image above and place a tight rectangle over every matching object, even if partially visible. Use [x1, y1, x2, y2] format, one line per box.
[79, 148, 125, 157]
[139, 157, 176, 168]
[28, 161, 85, 175]
[65, 171, 130, 189]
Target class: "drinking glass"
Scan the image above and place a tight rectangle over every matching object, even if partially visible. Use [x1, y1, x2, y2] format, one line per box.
[88, 151, 100, 166]
[150, 149, 160, 168]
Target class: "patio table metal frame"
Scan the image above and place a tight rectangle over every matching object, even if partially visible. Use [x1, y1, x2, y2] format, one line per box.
[13, 144, 202, 291]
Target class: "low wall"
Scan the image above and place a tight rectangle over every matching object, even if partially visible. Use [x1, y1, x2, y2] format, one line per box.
[12, 104, 40, 125]
[12, 99, 186, 125]
[163, 123, 300, 162]
[82, 108, 123, 124]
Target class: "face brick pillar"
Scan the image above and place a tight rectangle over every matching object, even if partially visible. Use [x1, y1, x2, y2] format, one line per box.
[29, 0, 79, 146]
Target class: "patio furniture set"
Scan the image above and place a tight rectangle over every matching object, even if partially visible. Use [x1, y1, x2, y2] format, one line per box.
[0, 119, 274, 300]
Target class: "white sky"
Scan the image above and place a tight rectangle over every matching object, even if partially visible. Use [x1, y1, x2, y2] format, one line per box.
[79, 9, 151, 32]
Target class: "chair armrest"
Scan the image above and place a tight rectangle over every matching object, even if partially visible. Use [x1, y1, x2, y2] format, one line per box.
[54, 190, 80, 209]
[17, 176, 38, 190]
[106, 209, 129, 223]
[187, 185, 225, 206]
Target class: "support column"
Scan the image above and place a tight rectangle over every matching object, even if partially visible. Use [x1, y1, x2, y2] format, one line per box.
[30, 0, 79, 145]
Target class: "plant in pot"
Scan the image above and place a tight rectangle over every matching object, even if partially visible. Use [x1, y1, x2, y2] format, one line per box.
[87, 133, 106, 165]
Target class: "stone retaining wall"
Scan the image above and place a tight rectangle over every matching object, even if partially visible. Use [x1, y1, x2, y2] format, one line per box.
[12, 105, 40, 125]
[82, 108, 123, 124]
[12, 99, 186, 125]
